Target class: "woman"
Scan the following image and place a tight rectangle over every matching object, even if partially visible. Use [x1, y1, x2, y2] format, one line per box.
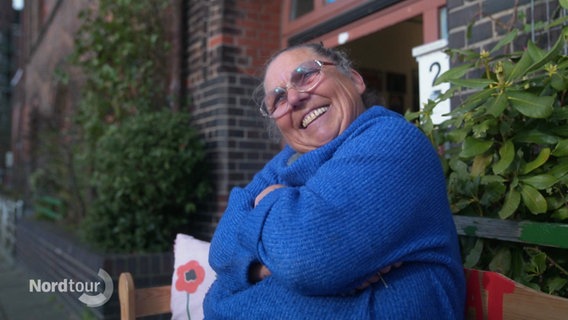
[203, 43, 465, 319]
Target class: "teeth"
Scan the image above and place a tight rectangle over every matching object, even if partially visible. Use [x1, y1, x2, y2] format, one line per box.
[302, 106, 329, 128]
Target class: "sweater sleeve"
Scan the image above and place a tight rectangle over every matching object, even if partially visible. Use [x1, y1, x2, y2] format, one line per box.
[238, 115, 456, 295]
[208, 148, 291, 290]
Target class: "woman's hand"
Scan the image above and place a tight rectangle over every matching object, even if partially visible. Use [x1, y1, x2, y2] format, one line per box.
[254, 184, 286, 207]
[249, 262, 272, 284]
[356, 262, 403, 290]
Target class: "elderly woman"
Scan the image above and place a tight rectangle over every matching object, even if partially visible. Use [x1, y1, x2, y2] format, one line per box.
[203, 43, 465, 319]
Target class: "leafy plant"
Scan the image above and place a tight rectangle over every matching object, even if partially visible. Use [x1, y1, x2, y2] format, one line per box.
[82, 111, 210, 253]
[28, 105, 83, 223]
[407, 8, 568, 296]
[65, 0, 212, 253]
[71, 0, 171, 145]
[27, 0, 176, 227]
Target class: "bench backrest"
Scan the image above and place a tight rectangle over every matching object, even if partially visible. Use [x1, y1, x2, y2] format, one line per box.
[118, 272, 171, 320]
[119, 268, 568, 319]
[465, 268, 568, 320]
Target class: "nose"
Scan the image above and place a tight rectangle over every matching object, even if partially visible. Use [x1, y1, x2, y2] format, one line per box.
[286, 87, 309, 110]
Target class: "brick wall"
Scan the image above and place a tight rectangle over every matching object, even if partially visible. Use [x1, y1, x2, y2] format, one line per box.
[446, 0, 562, 106]
[185, 0, 282, 240]
[8, 0, 88, 199]
[447, 0, 562, 56]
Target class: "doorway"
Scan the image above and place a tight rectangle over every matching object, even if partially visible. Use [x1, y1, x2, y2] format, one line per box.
[339, 18, 423, 114]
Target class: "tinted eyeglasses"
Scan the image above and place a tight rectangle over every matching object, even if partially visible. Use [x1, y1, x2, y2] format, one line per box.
[260, 59, 336, 118]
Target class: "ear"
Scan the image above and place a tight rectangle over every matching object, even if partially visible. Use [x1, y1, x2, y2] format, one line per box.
[350, 69, 366, 94]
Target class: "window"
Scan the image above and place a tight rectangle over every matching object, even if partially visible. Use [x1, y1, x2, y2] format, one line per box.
[290, 0, 341, 21]
[290, 0, 314, 20]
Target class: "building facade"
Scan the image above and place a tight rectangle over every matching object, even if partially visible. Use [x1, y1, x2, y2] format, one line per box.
[0, 0, 17, 187]
[179, 0, 449, 239]
[6, 0, 562, 241]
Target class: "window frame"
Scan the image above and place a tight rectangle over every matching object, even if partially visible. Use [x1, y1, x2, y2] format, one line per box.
[282, 0, 369, 43]
[281, 0, 446, 47]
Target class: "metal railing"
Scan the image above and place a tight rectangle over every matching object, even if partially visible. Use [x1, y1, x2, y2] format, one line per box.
[0, 197, 23, 261]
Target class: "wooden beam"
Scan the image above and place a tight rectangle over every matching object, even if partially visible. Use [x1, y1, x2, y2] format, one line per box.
[454, 216, 568, 249]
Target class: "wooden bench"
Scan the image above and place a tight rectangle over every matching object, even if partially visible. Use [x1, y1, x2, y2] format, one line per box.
[465, 268, 568, 320]
[118, 272, 171, 320]
[118, 267, 568, 319]
[456, 215, 568, 319]
[119, 211, 568, 319]
[453, 216, 568, 249]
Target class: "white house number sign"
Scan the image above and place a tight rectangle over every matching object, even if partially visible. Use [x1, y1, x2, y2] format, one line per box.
[412, 39, 450, 124]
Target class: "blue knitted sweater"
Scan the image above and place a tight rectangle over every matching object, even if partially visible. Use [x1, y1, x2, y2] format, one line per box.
[203, 106, 465, 319]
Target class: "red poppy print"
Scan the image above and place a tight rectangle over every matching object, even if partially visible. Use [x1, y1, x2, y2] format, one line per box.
[175, 260, 206, 294]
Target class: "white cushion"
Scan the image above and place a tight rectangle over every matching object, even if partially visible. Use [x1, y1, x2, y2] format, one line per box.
[171, 234, 216, 320]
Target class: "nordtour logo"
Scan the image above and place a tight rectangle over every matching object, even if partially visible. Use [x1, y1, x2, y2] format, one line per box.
[29, 268, 114, 307]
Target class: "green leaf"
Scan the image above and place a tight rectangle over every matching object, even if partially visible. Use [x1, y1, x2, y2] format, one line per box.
[472, 118, 496, 138]
[548, 15, 568, 29]
[480, 181, 506, 206]
[507, 91, 554, 118]
[471, 154, 492, 176]
[526, 250, 547, 275]
[448, 78, 493, 88]
[486, 92, 508, 117]
[550, 73, 568, 91]
[434, 63, 474, 86]
[404, 111, 421, 122]
[525, 27, 568, 74]
[493, 140, 515, 175]
[547, 277, 568, 294]
[498, 188, 521, 219]
[507, 49, 534, 81]
[559, 1, 568, 11]
[526, 40, 545, 62]
[549, 126, 568, 137]
[521, 147, 551, 174]
[447, 127, 469, 143]
[548, 160, 568, 179]
[448, 88, 496, 117]
[490, 29, 518, 54]
[547, 196, 565, 210]
[464, 239, 483, 268]
[552, 206, 568, 220]
[480, 174, 506, 184]
[513, 129, 559, 144]
[460, 137, 493, 158]
[489, 247, 511, 274]
[520, 183, 548, 214]
[552, 139, 568, 157]
[552, 106, 568, 120]
[520, 174, 557, 190]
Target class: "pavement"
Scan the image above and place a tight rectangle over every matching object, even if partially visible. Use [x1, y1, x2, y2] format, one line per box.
[0, 252, 76, 320]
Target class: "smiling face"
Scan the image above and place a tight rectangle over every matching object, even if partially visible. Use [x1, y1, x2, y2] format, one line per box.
[263, 47, 367, 153]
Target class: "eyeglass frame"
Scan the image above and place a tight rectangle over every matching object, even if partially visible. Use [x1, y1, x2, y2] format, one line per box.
[259, 59, 336, 118]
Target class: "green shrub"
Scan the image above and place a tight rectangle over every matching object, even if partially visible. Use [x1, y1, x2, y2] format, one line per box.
[72, 0, 172, 145]
[26, 0, 174, 227]
[407, 12, 568, 297]
[82, 111, 210, 253]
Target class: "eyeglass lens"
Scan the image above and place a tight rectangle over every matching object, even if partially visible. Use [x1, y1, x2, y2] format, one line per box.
[264, 60, 324, 117]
